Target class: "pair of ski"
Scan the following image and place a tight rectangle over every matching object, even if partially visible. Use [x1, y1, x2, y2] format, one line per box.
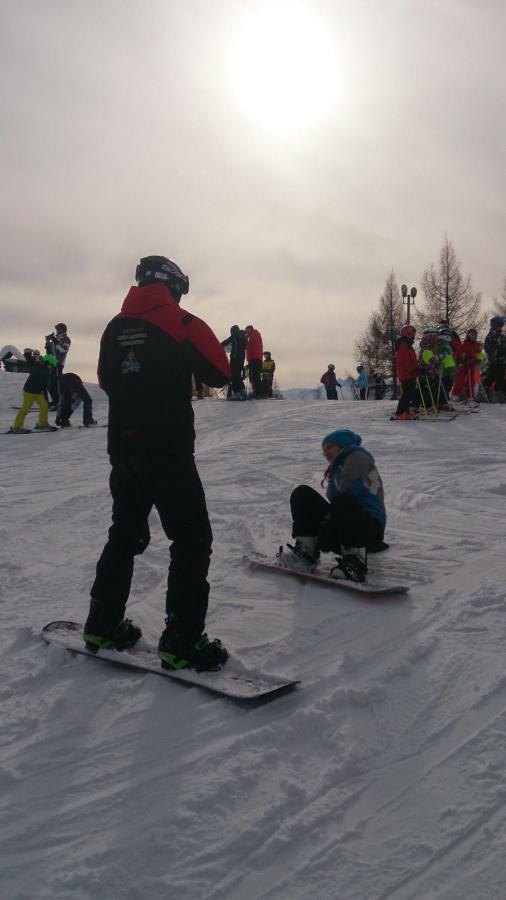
[42, 555, 408, 702]
[4, 426, 58, 435]
[390, 411, 457, 422]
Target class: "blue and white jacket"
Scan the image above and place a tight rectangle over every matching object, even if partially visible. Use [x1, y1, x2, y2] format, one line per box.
[325, 445, 386, 527]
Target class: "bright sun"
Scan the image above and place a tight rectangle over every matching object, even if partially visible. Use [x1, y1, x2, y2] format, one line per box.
[229, 3, 339, 136]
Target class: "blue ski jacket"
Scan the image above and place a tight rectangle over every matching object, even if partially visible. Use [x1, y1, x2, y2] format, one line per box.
[326, 445, 386, 527]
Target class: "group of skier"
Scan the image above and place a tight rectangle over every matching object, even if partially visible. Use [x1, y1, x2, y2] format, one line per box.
[8, 323, 97, 434]
[394, 316, 505, 420]
[221, 325, 276, 399]
[320, 364, 385, 400]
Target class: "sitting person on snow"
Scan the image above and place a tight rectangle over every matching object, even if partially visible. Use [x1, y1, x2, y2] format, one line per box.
[285, 429, 387, 582]
[55, 373, 97, 427]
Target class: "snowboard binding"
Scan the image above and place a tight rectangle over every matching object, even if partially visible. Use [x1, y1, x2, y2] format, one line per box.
[330, 552, 368, 584]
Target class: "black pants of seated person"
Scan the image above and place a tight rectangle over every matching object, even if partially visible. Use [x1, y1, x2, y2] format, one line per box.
[290, 484, 383, 552]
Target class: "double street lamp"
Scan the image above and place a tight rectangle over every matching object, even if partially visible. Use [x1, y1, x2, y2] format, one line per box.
[401, 284, 417, 324]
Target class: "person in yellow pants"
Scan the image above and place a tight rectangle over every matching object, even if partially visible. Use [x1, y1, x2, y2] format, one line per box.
[11, 354, 58, 433]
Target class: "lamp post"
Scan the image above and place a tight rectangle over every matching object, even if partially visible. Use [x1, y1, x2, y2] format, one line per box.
[401, 284, 417, 324]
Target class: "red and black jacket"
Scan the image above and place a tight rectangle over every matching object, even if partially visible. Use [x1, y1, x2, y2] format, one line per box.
[98, 284, 231, 457]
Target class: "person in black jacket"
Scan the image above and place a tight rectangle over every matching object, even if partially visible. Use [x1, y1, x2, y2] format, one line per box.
[55, 373, 97, 427]
[10, 354, 59, 433]
[83, 255, 231, 671]
[222, 324, 246, 398]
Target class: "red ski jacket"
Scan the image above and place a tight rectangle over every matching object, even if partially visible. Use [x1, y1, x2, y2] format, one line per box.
[456, 338, 483, 367]
[246, 329, 263, 362]
[98, 283, 230, 457]
[396, 337, 419, 382]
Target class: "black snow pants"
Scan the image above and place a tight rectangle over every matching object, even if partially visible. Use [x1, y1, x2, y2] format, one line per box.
[58, 381, 93, 424]
[395, 378, 418, 415]
[290, 484, 383, 551]
[90, 455, 213, 637]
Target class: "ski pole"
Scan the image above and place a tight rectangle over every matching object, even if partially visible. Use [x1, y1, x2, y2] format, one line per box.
[424, 375, 437, 413]
[416, 378, 428, 416]
[467, 368, 474, 403]
[436, 363, 444, 406]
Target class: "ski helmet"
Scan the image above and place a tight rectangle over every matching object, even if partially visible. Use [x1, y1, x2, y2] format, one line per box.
[328, 363, 335, 370]
[466, 328, 477, 339]
[490, 315, 504, 328]
[135, 256, 189, 297]
[400, 324, 416, 339]
[55, 323, 67, 333]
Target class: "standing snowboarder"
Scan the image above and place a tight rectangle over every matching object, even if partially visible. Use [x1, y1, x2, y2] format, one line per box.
[83, 255, 231, 671]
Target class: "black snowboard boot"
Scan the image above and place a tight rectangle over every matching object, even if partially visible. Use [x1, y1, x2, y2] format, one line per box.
[84, 601, 142, 652]
[158, 624, 228, 671]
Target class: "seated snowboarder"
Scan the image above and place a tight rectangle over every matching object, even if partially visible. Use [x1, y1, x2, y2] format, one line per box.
[284, 429, 386, 582]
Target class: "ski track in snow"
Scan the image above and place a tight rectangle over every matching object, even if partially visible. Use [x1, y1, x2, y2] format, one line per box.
[1, 371, 506, 900]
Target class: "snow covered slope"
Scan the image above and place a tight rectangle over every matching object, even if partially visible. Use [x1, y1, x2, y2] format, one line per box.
[2, 371, 506, 900]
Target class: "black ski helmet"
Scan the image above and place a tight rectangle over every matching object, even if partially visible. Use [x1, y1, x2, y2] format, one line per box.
[135, 255, 189, 297]
[55, 323, 67, 333]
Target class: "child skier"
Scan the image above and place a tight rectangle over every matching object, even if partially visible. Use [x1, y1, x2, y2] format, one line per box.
[393, 324, 420, 419]
[284, 429, 386, 582]
[452, 329, 486, 401]
[432, 333, 457, 408]
[9, 354, 59, 433]
[261, 351, 276, 397]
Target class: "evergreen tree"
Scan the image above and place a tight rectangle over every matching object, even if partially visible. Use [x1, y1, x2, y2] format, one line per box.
[417, 236, 485, 333]
[355, 271, 404, 391]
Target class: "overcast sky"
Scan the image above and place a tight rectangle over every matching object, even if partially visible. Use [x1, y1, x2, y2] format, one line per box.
[2, 0, 505, 386]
